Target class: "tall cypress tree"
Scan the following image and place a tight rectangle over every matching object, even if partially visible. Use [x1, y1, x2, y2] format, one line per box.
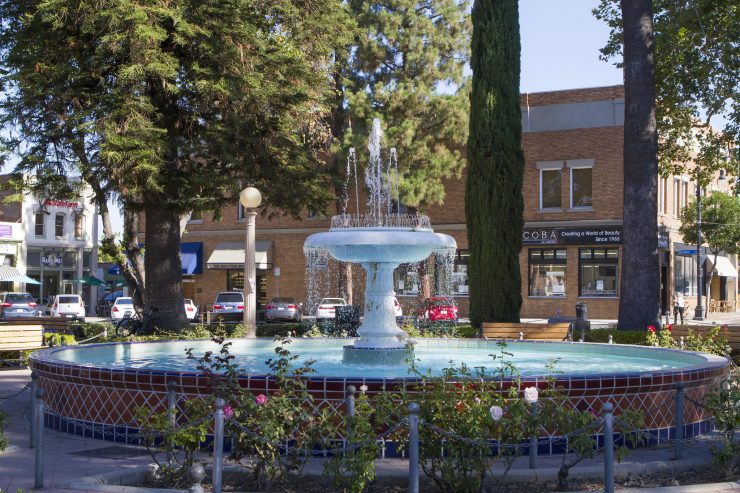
[466, 0, 524, 326]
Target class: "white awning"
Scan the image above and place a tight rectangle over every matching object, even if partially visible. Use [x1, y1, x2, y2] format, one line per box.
[0, 265, 22, 281]
[206, 241, 273, 270]
[702, 255, 738, 278]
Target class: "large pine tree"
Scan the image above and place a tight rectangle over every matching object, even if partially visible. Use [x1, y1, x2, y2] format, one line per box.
[465, 0, 524, 326]
[0, 0, 352, 330]
[328, 0, 471, 302]
[617, 0, 661, 329]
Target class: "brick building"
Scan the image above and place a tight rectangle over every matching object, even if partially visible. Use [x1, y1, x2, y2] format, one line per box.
[177, 85, 736, 320]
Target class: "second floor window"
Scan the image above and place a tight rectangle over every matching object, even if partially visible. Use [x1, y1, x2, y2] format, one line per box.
[74, 215, 84, 239]
[570, 166, 593, 208]
[34, 211, 45, 237]
[539, 167, 562, 209]
[55, 213, 65, 237]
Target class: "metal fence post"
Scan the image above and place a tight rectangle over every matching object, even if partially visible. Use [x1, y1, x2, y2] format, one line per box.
[408, 402, 420, 493]
[167, 381, 178, 463]
[30, 371, 38, 448]
[602, 402, 614, 493]
[346, 385, 356, 447]
[212, 398, 225, 493]
[34, 388, 45, 489]
[529, 401, 539, 469]
[674, 382, 685, 460]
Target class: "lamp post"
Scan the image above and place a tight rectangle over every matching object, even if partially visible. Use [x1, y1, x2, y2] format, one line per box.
[239, 187, 262, 337]
[693, 183, 705, 320]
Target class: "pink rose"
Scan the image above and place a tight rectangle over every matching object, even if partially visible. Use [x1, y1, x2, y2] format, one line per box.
[666, 324, 673, 332]
[223, 405, 234, 420]
[255, 394, 268, 406]
[647, 325, 656, 333]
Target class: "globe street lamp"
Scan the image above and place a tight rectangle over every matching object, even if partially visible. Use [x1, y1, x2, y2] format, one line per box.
[239, 187, 261, 337]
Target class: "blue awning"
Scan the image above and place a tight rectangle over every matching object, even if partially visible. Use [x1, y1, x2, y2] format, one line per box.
[181, 242, 203, 275]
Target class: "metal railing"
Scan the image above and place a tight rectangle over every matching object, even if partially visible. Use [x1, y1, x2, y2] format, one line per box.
[28, 377, 727, 493]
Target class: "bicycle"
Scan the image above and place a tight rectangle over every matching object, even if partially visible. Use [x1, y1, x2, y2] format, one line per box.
[115, 305, 158, 337]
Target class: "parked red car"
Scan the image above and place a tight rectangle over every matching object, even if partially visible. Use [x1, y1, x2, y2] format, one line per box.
[417, 297, 458, 323]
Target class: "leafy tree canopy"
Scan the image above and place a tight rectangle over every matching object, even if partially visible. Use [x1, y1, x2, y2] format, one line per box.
[0, 0, 353, 216]
[594, 0, 739, 186]
[679, 191, 740, 257]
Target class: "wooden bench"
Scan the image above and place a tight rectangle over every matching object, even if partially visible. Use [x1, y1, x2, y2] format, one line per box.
[0, 324, 45, 366]
[481, 322, 572, 341]
[2, 317, 75, 333]
[670, 324, 740, 352]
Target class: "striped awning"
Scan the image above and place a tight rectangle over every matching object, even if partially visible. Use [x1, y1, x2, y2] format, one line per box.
[0, 265, 22, 281]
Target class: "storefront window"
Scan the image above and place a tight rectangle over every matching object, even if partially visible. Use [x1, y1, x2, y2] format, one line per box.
[579, 248, 618, 296]
[528, 248, 567, 297]
[35, 212, 45, 237]
[227, 270, 244, 291]
[451, 250, 469, 295]
[55, 213, 65, 237]
[674, 255, 697, 296]
[394, 265, 420, 296]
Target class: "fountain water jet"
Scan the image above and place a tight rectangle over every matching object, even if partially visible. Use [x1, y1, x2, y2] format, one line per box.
[304, 119, 456, 364]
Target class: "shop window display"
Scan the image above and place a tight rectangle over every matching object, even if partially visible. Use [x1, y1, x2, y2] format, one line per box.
[579, 248, 618, 296]
[529, 248, 567, 297]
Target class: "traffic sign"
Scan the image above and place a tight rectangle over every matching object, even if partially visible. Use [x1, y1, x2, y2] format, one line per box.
[677, 249, 697, 255]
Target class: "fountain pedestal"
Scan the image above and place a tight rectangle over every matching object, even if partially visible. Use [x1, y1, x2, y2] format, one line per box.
[343, 261, 411, 365]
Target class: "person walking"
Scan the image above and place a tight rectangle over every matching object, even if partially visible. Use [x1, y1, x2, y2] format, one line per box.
[676, 293, 685, 324]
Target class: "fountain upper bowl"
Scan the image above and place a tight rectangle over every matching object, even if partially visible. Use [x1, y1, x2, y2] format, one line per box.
[304, 228, 457, 264]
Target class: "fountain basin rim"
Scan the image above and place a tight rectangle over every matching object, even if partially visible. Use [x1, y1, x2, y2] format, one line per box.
[29, 338, 730, 380]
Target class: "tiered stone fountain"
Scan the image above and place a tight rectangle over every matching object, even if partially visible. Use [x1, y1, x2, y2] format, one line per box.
[304, 119, 456, 364]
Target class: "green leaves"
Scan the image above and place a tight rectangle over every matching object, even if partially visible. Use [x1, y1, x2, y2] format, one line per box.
[594, 0, 739, 182]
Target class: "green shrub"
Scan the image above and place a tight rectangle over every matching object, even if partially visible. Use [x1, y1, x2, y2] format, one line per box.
[586, 329, 647, 345]
[73, 322, 112, 342]
[43, 333, 76, 346]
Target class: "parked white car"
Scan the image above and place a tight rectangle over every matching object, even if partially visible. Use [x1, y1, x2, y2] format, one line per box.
[315, 298, 347, 321]
[46, 294, 86, 322]
[184, 299, 199, 321]
[111, 297, 135, 322]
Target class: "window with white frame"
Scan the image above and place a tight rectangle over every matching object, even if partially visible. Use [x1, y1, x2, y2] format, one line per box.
[537, 161, 563, 209]
[188, 210, 203, 223]
[568, 159, 593, 208]
[74, 214, 84, 239]
[682, 180, 689, 212]
[55, 213, 65, 237]
[34, 211, 45, 237]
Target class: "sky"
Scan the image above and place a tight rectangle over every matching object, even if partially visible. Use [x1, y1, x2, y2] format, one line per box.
[88, 0, 619, 237]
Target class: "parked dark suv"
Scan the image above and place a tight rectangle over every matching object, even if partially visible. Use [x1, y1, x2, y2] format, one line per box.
[212, 291, 244, 322]
[0, 292, 38, 319]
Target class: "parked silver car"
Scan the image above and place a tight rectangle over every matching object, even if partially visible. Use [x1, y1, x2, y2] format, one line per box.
[265, 297, 302, 322]
[0, 292, 38, 319]
[212, 291, 244, 321]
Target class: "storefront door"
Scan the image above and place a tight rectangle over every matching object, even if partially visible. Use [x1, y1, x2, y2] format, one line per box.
[43, 272, 59, 302]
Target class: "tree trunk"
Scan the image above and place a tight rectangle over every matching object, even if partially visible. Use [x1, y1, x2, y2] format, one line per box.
[143, 198, 188, 331]
[617, 0, 661, 329]
[336, 178, 354, 304]
[466, 0, 524, 327]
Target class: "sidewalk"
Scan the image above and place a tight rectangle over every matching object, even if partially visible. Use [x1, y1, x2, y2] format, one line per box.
[2, 367, 738, 493]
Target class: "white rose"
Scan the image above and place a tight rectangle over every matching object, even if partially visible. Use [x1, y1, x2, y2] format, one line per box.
[359, 384, 368, 393]
[489, 405, 503, 421]
[524, 386, 539, 404]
